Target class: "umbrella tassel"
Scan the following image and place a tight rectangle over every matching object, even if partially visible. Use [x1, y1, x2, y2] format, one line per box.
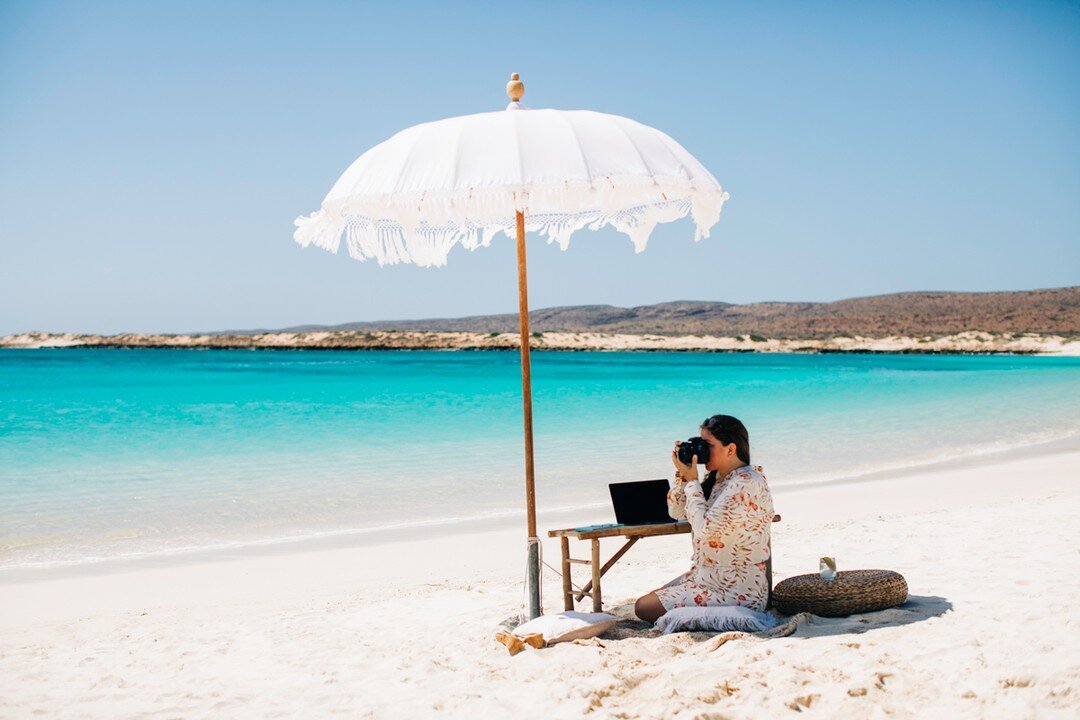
[380, 225, 401, 265]
[344, 224, 364, 262]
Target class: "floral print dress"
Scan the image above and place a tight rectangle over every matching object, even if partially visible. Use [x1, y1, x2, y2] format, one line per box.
[656, 465, 774, 613]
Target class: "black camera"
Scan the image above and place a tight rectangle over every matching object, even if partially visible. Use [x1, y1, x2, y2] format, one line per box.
[677, 436, 711, 465]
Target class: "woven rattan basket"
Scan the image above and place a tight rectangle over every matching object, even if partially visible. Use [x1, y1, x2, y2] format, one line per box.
[772, 569, 908, 617]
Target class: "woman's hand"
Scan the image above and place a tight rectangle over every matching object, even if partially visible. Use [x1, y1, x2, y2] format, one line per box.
[671, 441, 699, 483]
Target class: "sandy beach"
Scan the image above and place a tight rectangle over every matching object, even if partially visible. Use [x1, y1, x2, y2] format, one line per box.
[3, 330, 1079, 355]
[1, 446, 1077, 719]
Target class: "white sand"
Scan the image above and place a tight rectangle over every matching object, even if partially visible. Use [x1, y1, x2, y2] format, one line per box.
[1, 449, 1078, 719]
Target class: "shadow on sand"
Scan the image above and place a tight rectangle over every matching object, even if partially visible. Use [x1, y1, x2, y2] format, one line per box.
[599, 594, 952, 642]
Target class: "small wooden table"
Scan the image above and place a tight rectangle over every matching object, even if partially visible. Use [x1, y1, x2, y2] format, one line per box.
[548, 514, 781, 612]
[548, 522, 691, 612]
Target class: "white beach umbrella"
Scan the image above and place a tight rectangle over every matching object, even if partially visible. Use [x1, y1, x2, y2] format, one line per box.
[295, 75, 728, 618]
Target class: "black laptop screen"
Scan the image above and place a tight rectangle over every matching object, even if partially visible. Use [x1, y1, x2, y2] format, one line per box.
[608, 479, 674, 525]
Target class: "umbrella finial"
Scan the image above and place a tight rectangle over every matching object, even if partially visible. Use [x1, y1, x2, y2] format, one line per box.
[507, 73, 525, 102]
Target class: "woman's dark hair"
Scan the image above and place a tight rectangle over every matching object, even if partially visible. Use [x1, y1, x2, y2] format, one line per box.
[701, 414, 751, 465]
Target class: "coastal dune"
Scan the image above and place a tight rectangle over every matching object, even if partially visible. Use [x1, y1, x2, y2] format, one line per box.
[1, 448, 1077, 718]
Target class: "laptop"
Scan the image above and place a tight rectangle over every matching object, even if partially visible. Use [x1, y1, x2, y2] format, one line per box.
[608, 478, 677, 526]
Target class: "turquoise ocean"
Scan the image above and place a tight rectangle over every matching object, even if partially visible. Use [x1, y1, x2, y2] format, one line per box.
[1, 349, 1077, 571]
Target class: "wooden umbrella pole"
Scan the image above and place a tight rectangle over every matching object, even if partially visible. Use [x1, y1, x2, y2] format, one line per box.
[507, 73, 540, 619]
[515, 209, 537, 539]
[515, 209, 542, 619]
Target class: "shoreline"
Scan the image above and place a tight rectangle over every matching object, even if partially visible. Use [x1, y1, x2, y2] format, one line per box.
[3, 434, 1076, 585]
[4, 447, 1076, 610]
[3, 330, 1079, 355]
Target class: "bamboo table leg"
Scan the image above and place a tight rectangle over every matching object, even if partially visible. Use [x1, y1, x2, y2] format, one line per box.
[560, 536, 573, 611]
[591, 539, 602, 612]
[576, 537, 639, 602]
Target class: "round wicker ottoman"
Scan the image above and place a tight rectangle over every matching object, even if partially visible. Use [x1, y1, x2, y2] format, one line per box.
[772, 569, 908, 617]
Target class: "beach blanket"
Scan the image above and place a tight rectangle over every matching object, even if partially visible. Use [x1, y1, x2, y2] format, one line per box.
[699, 611, 811, 652]
[654, 606, 779, 635]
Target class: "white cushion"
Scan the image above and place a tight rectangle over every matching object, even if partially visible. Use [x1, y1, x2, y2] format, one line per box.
[512, 611, 618, 644]
[654, 606, 779, 635]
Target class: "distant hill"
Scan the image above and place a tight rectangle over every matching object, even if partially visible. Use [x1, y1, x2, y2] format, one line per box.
[272, 287, 1080, 340]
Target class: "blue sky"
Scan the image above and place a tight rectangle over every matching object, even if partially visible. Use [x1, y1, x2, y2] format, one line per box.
[1, 0, 1077, 334]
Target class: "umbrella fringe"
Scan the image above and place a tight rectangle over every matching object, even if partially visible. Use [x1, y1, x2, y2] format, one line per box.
[295, 185, 728, 267]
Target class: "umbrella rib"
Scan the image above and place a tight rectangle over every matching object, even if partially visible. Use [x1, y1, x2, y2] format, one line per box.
[652, 130, 706, 186]
[447, 120, 466, 200]
[388, 124, 430, 196]
[510, 111, 526, 194]
[559, 112, 593, 181]
[607, 114, 656, 178]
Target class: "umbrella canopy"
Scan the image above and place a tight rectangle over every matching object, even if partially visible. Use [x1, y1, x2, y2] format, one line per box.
[294, 75, 728, 619]
[294, 100, 728, 267]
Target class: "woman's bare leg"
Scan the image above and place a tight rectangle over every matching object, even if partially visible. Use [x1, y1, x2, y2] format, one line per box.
[634, 592, 667, 622]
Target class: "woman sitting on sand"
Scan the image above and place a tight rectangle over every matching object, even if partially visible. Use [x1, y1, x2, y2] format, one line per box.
[634, 414, 775, 622]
